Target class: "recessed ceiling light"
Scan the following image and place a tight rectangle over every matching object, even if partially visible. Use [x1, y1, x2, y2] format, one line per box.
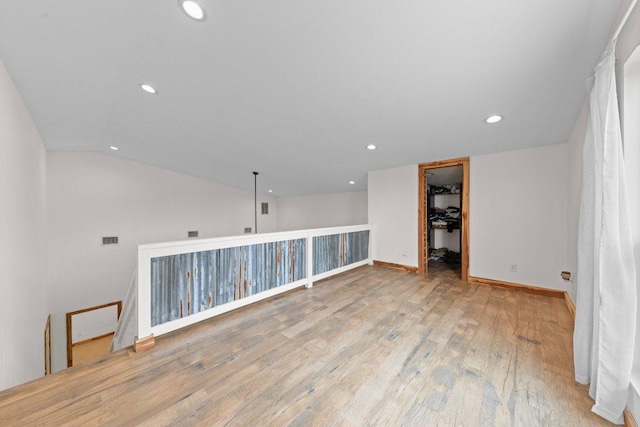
[349, 181, 355, 185]
[268, 190, 273, 193]
[139, 84, 157, 94]
[366, 144, 377, 150]
[485, 115, 503, 124]
[179, 0, 207, 21]
[109, 146, 119, 151]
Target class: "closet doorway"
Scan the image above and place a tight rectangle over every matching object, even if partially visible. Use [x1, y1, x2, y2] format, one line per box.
[418, 158, 469, 280]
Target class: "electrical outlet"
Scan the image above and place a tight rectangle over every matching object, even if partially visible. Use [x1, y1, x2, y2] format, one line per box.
[510, 264, 518, 272]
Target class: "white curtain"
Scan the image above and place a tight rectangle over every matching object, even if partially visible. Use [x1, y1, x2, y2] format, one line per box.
[574, 39, 637, 425]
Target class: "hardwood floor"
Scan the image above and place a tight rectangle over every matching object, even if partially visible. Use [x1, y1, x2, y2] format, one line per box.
[72, 334, 114, 367]
[0, 265, 613, 426]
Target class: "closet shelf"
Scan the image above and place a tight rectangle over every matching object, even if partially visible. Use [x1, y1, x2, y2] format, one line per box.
[431, 225, 460, 230]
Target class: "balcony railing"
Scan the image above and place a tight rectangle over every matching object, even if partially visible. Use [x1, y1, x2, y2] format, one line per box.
[135, 224, 371, 341]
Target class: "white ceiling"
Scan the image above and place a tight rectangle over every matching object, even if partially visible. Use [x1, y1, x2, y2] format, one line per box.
[0, 1, 622, 196]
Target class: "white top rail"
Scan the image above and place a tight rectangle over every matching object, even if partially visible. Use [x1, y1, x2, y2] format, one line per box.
[138, 224, 371, 256]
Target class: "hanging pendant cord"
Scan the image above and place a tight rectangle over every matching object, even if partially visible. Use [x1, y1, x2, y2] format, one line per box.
[253, 171, 258, 234]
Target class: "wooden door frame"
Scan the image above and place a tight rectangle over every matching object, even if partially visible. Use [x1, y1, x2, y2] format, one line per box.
[44, 315, 51, 375]
[66, 301, 122, 367]
[418, 157, 469, 281]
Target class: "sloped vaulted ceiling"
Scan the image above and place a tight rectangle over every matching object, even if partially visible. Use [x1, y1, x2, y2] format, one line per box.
[0, 0, 622, 195]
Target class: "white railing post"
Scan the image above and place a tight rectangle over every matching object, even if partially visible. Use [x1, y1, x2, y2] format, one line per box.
[136, 247, 153, 349]
[368, 223, 374, 265]
[306, 232, 313, 288]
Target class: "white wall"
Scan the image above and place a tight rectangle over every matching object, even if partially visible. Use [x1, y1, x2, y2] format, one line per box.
[47, 152, 277, 371]
[470, 145, 569, 290]
[368, 164, 418, 267]
[367, 145, 569, 289]
[0, 58, 48, 391]
[71, 305, 118, 343]
[276, 191, 367, 231]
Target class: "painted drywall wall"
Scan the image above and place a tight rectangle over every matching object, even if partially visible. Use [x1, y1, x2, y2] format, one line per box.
[470, 144, 568, 290]
[368, 164, 418, 267]
[47, 152, 277, 372]
[0, 58, 48, 391]
[71, 305, 118, 343]
[367, 145, 568, 287]
[276, 191, 368, 231]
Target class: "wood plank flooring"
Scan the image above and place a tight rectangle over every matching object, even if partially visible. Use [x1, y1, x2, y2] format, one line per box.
[0, 265, 613, 426]
[72, 334, 114, 367]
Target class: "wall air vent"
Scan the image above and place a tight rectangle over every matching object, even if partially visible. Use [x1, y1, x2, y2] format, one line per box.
[102, 236, 118, 245]
[244, 227, 252, 234]
[261, 202, 269, 215]
[188, 231, 199, 238]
